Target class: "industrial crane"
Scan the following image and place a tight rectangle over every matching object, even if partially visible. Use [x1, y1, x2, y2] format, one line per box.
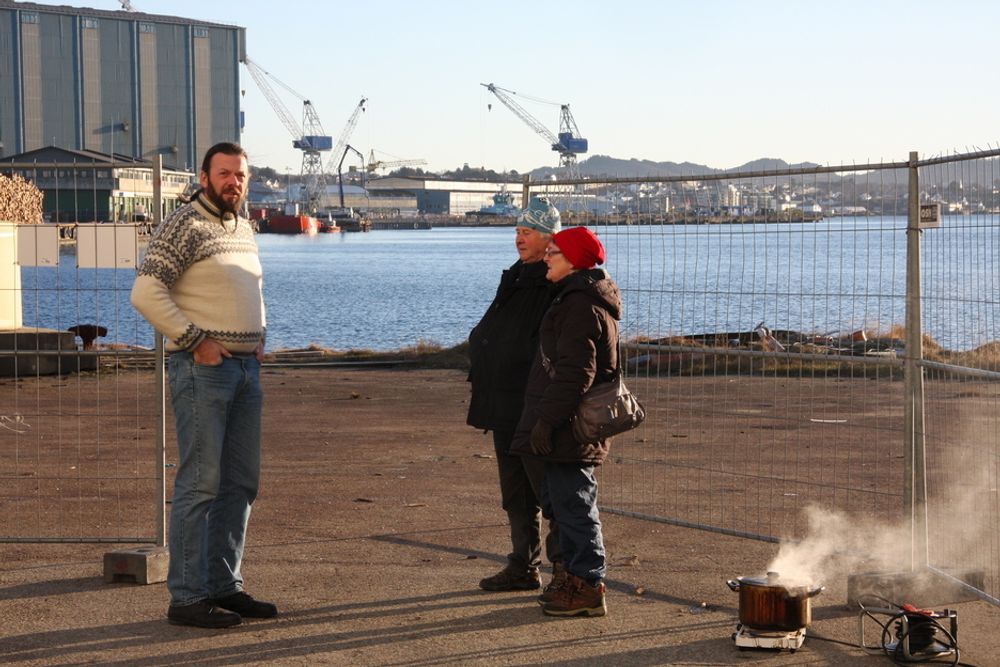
[366, 149, 427, 174]
[337, 145, 367, 210]
[243, 57, 333, 213]
[481, 82, 588, 182]
[324, 97, 368, 185]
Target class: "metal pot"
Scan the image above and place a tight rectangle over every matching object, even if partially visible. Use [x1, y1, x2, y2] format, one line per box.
[726, 571, 825, 631]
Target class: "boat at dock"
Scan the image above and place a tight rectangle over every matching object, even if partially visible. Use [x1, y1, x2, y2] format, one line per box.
[318, 218, 342, 233]
[322, 207, 370, 232]
[368, 218, 432, 230]
[465, 186, 519, 220]
[263, 214, 323, 235]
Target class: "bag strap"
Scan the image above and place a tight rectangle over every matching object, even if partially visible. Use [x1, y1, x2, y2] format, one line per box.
[539, 343, 556, 380]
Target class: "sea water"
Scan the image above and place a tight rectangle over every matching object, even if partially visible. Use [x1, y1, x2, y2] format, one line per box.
[15, 219, 998, 352]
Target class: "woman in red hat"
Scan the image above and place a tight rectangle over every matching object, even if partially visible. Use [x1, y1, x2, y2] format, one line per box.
[511, 226, 621, 618]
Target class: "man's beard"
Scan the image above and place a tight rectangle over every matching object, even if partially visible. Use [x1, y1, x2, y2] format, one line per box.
[204, 181, 244, 215]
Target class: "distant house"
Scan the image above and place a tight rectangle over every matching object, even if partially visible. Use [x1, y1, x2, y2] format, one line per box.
[0, 147, 193, 222]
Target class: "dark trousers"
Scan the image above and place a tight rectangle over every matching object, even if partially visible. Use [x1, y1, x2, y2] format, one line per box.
[493, 429, 562, 570]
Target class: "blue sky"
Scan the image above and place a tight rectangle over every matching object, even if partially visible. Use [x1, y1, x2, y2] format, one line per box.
[29, 0, 1000, 173]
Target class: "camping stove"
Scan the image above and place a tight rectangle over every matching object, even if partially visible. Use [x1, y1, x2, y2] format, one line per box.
[732, 623, 806, 652]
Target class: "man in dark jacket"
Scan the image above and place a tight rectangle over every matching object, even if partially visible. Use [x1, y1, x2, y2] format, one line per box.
[511, 226, 621, 617]
[467, 196, 564, 594]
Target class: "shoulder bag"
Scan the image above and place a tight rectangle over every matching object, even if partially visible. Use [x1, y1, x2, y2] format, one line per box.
[540, 342, 646, 443]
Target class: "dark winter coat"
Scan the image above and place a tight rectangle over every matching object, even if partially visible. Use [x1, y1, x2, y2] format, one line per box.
[466, 260, 555, 436]
[510, 268, 622, 466]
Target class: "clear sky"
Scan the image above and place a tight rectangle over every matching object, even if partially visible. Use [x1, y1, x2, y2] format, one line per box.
[28, 0, 1000, 174]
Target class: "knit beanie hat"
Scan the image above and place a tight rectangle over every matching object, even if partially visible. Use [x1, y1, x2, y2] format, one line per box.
[552, 227, 606, 270]
[516, 196, 561, 234]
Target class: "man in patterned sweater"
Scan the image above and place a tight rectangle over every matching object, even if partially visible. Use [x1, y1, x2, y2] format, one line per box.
[131, 142, 276, 629]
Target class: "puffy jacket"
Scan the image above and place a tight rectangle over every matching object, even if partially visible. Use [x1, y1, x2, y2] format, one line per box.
[510, 268, 622, 465]
[466, 260, 555, 435]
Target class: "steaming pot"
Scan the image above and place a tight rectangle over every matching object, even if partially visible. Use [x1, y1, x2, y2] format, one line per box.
[726, 571, 824, 631]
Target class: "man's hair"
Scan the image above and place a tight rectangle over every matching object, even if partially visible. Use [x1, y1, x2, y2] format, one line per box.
[201, 142, 248, 175]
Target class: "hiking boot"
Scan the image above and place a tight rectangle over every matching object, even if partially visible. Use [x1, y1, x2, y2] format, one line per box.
[208, 591, 278, 619]
[167, 600, 242, 628]
[542, 573, 607, 617]
[479, 565, 541, 591]
[538, 562, 569, 606]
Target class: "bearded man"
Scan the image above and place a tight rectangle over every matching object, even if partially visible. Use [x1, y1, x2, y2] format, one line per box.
[132, 142, 276, 628]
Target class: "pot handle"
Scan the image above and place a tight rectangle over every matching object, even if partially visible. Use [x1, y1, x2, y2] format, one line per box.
[726, 579, 740, 592]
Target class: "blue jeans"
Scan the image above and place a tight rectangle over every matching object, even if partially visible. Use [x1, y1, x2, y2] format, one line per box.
[167, 352, 263, 606]
[541, 462, 606, 585]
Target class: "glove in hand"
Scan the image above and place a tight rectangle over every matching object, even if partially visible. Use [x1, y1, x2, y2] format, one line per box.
[530, 420, 553, 456]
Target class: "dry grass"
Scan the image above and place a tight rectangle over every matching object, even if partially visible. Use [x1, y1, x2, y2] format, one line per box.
[264, 326, 1000, 377]
[631, 327, 902, 378]
[270, 340, 471, 369]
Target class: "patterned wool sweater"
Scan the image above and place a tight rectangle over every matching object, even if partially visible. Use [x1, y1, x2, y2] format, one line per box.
[131, 192, 266, 353]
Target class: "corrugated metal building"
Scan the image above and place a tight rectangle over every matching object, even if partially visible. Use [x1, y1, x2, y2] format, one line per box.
[367, 177, 523, 215]
[0, 0, 245, 172]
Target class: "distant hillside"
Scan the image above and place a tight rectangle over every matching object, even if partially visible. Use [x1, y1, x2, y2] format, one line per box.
[530, 155, 823, 179]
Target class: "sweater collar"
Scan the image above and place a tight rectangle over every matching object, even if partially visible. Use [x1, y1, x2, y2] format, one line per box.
[192, 190, 239, 226]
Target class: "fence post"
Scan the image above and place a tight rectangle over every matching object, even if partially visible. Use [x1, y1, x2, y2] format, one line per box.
[522, 174, 531, 209]
[153, 155, 167, 548]
[904, 150, 928, 571]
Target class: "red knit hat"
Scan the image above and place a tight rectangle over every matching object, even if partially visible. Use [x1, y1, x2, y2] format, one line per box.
[552, 227, 605, 269]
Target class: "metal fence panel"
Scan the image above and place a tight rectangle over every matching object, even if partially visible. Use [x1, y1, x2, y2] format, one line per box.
[4, 150, 999, 607]
[530, 153, 1000, 607]
[918, 152, 1000, 604]
[1, 162, 162, 543]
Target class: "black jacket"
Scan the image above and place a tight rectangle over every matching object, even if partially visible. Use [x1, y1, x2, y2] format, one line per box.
[466, 260, 555, 434]
[510, 268, 621, 465]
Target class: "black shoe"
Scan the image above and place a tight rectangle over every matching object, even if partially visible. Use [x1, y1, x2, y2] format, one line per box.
[167, 600, 242, 628]
[209, 591, 278, 619]
[479, 565, 541, 591]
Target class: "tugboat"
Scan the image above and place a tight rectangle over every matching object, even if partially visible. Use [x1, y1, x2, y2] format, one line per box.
[466, 186, 519, 220]
[323, 207, 370, 232]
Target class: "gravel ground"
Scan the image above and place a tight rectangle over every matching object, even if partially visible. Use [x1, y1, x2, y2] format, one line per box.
[1, 367, 998, 666]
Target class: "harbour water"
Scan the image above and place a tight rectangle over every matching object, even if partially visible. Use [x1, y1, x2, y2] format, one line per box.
[17, 219, 997, 352]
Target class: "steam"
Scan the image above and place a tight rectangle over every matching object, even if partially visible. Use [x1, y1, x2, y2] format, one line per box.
[769, 482, 992, 593]
[768, 403, 998, 593]
[766, 505, 912, 589]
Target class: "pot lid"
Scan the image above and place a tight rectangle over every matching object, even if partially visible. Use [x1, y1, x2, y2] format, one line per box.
[738, 571, 821, 592]
[739, 571, 802, 587]
[738, 572, 783, 587]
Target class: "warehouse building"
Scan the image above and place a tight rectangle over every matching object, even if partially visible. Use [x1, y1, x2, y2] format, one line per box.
[0, 146, 193, 222]
[0, 0, 244, 172]
[366, 177, 523, 215]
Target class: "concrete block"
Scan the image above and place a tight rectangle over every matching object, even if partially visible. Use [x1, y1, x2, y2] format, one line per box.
[0, 328, 97, 377]
[103, 545, 169, 585]
[847, 569, 985, 608]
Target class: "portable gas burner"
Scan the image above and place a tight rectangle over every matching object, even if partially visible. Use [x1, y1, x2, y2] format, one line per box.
[727, 572, 823, 653]
[732, 623, 806, 652]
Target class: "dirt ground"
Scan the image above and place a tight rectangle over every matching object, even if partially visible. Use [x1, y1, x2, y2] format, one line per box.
[1, 366, 999, 666]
